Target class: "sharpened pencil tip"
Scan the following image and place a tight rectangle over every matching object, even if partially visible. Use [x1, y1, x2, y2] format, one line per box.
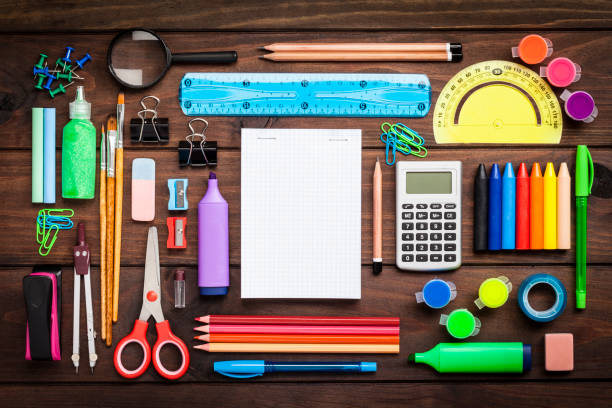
[193, 343, 210, 351]
[257, 46, 266, 51]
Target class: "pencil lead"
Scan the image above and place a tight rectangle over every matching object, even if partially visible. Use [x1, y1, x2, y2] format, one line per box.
[257, 46, 266, 51]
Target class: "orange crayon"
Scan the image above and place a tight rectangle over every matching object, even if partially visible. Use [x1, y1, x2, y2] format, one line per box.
[530, 163, 544, 249]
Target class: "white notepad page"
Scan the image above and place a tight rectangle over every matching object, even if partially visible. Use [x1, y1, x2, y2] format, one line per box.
[241, 128, 362, 299]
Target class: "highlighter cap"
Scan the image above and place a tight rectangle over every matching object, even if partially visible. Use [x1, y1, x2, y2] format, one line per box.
[69, 86, 91, 119]
[575, 145, 593, 197]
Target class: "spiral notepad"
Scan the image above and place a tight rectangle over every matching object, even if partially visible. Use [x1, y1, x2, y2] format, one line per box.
[241, 128, 362, 299]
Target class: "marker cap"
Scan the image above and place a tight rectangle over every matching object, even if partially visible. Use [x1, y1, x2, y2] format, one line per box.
[440, 309, 481, 339]
[540, 57, 581, 87]
[560, 90, 597, 123]
[512, 34, 553, 65]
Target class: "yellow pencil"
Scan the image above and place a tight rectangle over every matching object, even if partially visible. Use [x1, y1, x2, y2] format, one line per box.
[99, 125, 107, 341]
[113, 93, 124, 323]
[543, 162, 557, 249]
[194, 343, 399, 354]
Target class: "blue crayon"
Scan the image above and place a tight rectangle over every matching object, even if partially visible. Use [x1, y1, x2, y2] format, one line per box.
[488, 164, 502, 250]
[501, 163, 516, 249]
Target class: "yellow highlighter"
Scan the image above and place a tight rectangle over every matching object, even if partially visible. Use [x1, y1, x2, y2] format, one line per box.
[543, 162, 557, 249]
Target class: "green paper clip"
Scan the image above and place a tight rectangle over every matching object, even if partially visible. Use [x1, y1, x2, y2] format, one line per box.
[380, 122, 427, 165]
[36, 208, 74, 256]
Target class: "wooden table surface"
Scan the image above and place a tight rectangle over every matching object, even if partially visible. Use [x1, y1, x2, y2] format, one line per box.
[1, 1, 611, 407]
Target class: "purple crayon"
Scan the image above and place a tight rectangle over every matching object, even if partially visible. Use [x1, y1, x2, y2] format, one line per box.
[198, 172, 229, 295]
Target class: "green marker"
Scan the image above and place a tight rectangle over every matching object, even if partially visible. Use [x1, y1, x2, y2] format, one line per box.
[575, 145, 593, 309]
[409, 342, 531, 373]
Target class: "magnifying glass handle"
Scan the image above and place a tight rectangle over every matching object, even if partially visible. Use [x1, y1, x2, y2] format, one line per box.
[172, 51, 237, 64]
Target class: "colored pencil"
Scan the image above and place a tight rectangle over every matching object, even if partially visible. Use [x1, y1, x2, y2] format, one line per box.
[515, 163, 530, 250]
[194, 343, 400, 354]
[557, 162, 571, 249]
[99, 125, 107, 341]
[194, 315, 399, 326]
[113, 93, 124, 323]
[194, 334, 399, 344]
[261, 52, 457, 62]
[530, 163, 544, 249]
[372, 157, 382, 274]
[261, 43, 461, 53]
[543, 162, 557, 249]
[194, 324, 399, 335]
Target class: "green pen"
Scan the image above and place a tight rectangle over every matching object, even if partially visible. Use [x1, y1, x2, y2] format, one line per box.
[575, 145, 594, 309]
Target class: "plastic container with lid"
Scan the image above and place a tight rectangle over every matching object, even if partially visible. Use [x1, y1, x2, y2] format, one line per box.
[415, 279, 456, 309]
[475, 276, 512, 309]
[560, 90, 598, 123]
[540, 57, 581, 87]
[511, 34, 553, 65]
[440, 309, 481, 339]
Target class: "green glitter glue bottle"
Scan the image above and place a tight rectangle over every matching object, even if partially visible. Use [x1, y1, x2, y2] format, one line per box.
[62, 86, 96, 199]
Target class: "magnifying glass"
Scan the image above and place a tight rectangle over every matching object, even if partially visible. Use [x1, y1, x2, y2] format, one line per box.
[107, 28, 237, 89]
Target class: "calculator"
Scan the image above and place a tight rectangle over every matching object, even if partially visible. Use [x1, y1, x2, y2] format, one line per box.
[396, 161, 462, 271]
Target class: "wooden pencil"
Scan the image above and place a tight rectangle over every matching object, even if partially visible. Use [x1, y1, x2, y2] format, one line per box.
[194, 333, 399, 344]
[261, 51, 458, 62]
[262, 42, 460, 52]
[194, 315, 399, 326]
[194, 324, 399, 335]
[99, 125, 107, 341]
[194, 343, 400, 353]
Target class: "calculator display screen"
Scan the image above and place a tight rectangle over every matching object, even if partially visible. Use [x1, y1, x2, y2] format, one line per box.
[406, 172, 452, 194]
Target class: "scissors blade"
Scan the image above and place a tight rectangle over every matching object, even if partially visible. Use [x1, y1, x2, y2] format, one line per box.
[139, 227, 164, 322]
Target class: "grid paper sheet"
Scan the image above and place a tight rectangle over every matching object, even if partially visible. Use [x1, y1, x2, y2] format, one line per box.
[241, 128, 362, 299]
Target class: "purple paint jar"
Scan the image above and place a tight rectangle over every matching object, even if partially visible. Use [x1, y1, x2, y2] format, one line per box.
[560, 90, 597, 123]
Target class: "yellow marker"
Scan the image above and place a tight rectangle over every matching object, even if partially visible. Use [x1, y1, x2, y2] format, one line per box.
[543, 162, 557, 249]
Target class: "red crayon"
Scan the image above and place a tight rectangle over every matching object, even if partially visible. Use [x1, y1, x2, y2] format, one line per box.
[516, 163, 530, 249]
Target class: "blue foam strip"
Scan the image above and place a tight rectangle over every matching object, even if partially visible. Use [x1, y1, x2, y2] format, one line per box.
[43, 108, 56, 204]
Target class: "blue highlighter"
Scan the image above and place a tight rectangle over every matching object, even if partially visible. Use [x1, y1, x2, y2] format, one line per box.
[488, 164, 502, 250]
[501, 163, 516, 249]
[416, 279, 456, 309]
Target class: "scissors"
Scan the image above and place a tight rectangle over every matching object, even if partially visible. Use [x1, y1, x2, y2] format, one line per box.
[113, 227, 190, 380]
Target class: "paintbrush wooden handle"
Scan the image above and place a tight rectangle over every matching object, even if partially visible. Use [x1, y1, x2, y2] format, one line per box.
[99, 169, 106, 341]
[106, 176, 115, 347]
[113, 148, 123, 323]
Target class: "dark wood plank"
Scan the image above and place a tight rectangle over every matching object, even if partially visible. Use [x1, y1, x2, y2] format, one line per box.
[1, 149, 610, 266]
[0, 31, 611, 149]
[0, 1, 611, 32]
[1, 265, 611, 382]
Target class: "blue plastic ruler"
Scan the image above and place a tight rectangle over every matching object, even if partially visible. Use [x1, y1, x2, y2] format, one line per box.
[179, 73, 431, 117]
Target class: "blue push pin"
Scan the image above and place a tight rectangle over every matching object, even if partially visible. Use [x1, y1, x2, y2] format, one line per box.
[43, 73, 56, 90]
[33, 66, 49, 77]
[75, 53, 91, 70]
[415, 279, 457, 309]
[62, 46, 75, 63]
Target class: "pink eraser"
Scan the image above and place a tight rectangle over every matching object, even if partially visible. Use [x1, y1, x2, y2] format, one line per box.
[545, 333, 574, 371]
[132, 158, 155, 221]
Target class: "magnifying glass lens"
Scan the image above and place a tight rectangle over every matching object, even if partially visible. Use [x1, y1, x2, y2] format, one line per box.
[110, 30, 168, 88]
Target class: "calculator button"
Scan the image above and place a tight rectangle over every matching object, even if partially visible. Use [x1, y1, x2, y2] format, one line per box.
[430, 233, 442, 241]
[444, 243, 456, 251]
[402, 212, 414, 220]
[430, 244, 442, 251]
[444, 203, 456, 209]
[430, 254, 442, 262]
[444, 212, 456, 220]
[402, 204, 414, 209]
[416, 254, 428, 262]
[416, 243, 428, 252]
[416, 204, 428, 209]
[430, 222, 442, 230]
[416, 222, 428, 230]
[430, 212, 442, 220]
[444, 233, 456, 240]
[402, 254, 414, 262]
[444, 254, 456, 262]
[416, 212, 428, 220]
[416, 233, 428, 241]
[430, 203, 442, 209]
[402, 244, 414, 251]
[402, 222, 414, 231]
[402, 233, 414, 241]
[444, 222, 456, 230]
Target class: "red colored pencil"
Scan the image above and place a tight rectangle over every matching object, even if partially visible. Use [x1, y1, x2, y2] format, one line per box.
[516, 163, 530, 249]
[194, 315, 399, 326]
[194, 333, 400, 344]
[194, 324, 399, 335]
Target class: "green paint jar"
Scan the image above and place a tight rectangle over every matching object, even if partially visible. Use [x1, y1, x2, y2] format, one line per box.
[62, 86, 96, 199]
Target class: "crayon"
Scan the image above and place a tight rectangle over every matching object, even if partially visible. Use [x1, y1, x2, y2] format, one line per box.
[501, 163, 516, 249]
[557, 162, 571, 249]
[516, 163, 530, 249]
[474, 164, 488, 251]
[530, 163, 544, 249]
[543, 162, 557, 249]
[488, 164, 502, 250]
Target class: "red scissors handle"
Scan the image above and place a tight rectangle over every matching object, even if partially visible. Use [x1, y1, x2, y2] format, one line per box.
[151, 320, 190, 380]
[114, 320, 151, 379]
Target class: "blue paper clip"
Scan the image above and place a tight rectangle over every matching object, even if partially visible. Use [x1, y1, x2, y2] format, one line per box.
[380, 122, 427, 165]
[36, 209, 74, 256]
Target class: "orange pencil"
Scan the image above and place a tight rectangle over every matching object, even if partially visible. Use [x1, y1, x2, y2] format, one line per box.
[372, 157, 382, 274]
[194, 333, 399, 344]
[530, 163, 544, 249]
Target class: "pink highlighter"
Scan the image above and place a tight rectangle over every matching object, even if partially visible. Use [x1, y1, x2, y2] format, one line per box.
[132, 158, 156, 221]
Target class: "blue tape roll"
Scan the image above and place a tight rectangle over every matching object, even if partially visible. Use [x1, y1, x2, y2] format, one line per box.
[518, 273, 567, 322]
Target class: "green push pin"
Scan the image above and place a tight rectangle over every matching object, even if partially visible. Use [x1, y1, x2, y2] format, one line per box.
[55, 58, 71, 73]
[49, 82, 73, 98]
[34, 53, 48, 70]
[57, 71, 74, 82]
[35, 74, 47, 90]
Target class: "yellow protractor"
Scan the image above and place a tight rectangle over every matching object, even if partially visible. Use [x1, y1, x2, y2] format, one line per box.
[433, 60, 562, 144]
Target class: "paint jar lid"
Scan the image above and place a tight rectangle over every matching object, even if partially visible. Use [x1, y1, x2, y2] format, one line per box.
[416, 279, 456, 308]
[560, 90, 597, 122]
[440, 309, 481, 339]
[540, 57, 581, 87]
[512, 34, 553, 65]
[475, 276, 512, 309]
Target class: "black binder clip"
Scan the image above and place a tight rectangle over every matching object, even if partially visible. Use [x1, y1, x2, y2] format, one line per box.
[178, 118, 217, 167]
[130, 96, 169, 143]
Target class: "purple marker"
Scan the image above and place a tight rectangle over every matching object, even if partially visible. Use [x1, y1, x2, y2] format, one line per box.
[198, 172, 229, 295]
[560, 90, 598, 123]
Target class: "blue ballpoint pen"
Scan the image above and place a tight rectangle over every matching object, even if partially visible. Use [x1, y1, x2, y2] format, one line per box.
[214, 360, 377, 378]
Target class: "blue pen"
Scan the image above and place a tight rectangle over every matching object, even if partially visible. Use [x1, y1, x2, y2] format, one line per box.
[214, 360, 377, 378]
[501, 163, 516, 249]
[488, 164, 502, 250]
